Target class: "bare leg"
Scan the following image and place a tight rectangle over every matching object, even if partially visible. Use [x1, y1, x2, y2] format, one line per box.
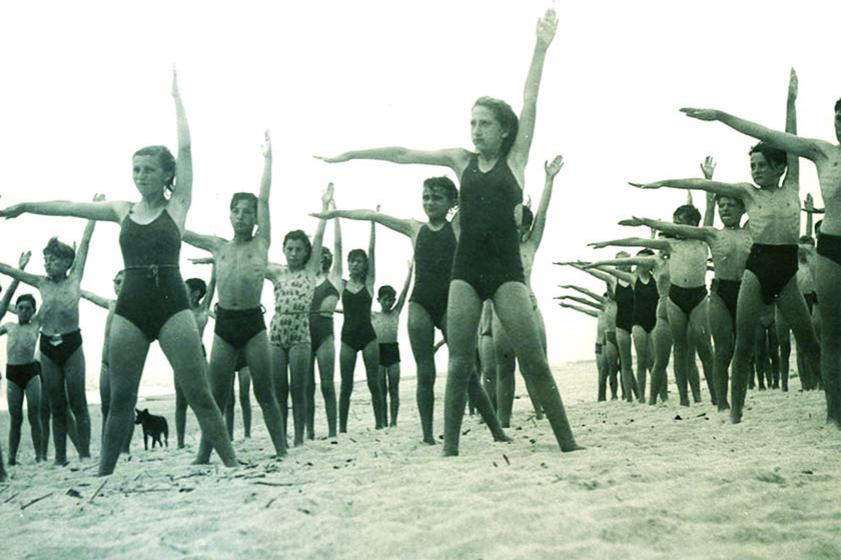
[175, 381, 188, 447]
[7, 383, 24, 464]
[288, 343, 312, 445]
[730, 273, 769, 423]
[596, 347, 607, 402]
[689, 302, 716, 404]
[38, 389, 50, 459]
[615, 328, 637, 402]
[408, 303, 439, 444]
[238, 368, 252, 438]
[378, 365, 389, 426]
[776, 309, 793, 390]
[271, 346, 290, 441]
[666, 300, 692, 407]
[63, 348, 91, 459]
[314, 336, 337, 438]
[361, 340, 384, 429]
[649, 300, 672, 405]
[40, 356, 70, 465]
[338, 342, 358, 433]
[632, 326, 652, 403]
[224, 377, 235, 440]
[25, 378, 45, 461]
[492, 311, 517, 427]
[305, 349, 317, 439]
[479, 333, 497, 409]
[386, 363, 400, 426]
[241, 335, 286, 454]
[708, 292, 734, 411]
[816, 255, 841, 426]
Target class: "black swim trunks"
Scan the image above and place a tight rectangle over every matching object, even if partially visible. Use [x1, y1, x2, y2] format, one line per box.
[668, 285, 707, 317]
[711, 278, 741, 328]
[6, 362, 40, 390]
[379, 342, 401, 368]
[39, 330, 83, 367]
[214, 306, 266, 350]
[745, 243, 798, 305]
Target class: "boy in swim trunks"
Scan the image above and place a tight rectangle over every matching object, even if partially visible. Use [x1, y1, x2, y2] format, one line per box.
[371, 263, 412, 427]
[0, 252, 45, 463]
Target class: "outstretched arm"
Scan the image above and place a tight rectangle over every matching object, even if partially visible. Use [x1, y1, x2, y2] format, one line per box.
[783, 68, 800, 190]
[529, 155, 563, 249]
[168, 68, 194, 222]
[558, 284, 605, 304]
[256, 130, 273, 244]
[311, 208, 415, 239]
[309, 183, 334, 275]
[588, 236, 672, 252]
[555, 261, 625, 285]
[629, 178, 751, 203]
[0, 252, 30, 319]
[509, 9, 558, 172]
[680, 101, 830, 163]
[183, 230, 224, 254]
[0, 261, 41, 288]
[316, 147, 469, 177]
[556, 295, 603, 311]
[80, 290, 112, 310]
[394, 261, 414, 315]
[200, 262, 217, 312]
[618, 217, 714, 242]
[0, 199, 126, 223]
[588, 256, 659, 273]
[557, 302, 599, 318]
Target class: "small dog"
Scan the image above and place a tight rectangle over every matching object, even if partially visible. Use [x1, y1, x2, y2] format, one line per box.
[134, 409, 169, 450]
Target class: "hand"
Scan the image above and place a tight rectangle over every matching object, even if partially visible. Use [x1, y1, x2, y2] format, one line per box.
[700, 156, 716, 179]
[171, 66, 180, 98]
[536, 8, 558, 48]
[558, 302, 571, 308]
[804, 193, 815, 212]
[313, 154, 350, 164]
[309, 211, 336, 219]
[262, 130, 272, 159]
[588, 241, 610, 249]
[557, 284, 573, 289]
[0, 204, 25, 219]
[788, 68, 798, 101]
[18, 251, 31, 269]
[618, 217, 645, 227]
[93, 193, 106, 202]
[322, 182, 335, 207]
[544, 155, 564, 178]
[189, 257, 215, 265]
[628, 181, 663, 190]
[680, 107, 720, 121]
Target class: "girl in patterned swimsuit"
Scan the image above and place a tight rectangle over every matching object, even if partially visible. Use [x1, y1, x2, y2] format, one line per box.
[266, 185, 332, 446]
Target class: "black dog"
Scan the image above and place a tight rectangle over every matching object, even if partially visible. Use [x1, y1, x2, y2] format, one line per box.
[134, 409, 169, 450]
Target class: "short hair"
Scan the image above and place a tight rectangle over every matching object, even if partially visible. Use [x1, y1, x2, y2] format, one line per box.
[283, 230, 313, 264]
[714, 193, 746, 211]
[673, 204, 701, 226]
[347, 249, 369, 276]
[799, 235, 815, 246]
[320, 247, 333, 273]
[16, 294, 36, 311]
[521, 206, 534, 230]
[133, 145, 176, 193]
[816, 219, 823, 234]
[378, 285, 396, 299]
[637, 248, 655, 256]
[185, 278, 207, 299]
[749, 142, 787, 169]
[473, 97, 519, 157]
[230, 192, 258, 212]
[423, 176, 459, 208]
[43, 237, 75, 263]
[834, 98, 841, 113]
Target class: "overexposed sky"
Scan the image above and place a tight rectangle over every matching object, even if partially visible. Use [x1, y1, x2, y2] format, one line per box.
[0, 0, 839, 383]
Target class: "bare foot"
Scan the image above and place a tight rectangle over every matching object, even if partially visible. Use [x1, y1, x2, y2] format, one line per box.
[493, 432, 513, 443]
[8, 457, 16, 466]
[729, 408, 743, 424]
[442, 446, 459, 457]
[421, 437, 437, 446]
[561, 443, 585, 452]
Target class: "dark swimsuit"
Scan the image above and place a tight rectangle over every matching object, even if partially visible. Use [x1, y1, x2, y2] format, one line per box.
[341, 287, 377, 352]
[631, 277, 658, 333]
[410, 222, 456, 329]
[379, 342, 401, 368]
[451, 154, 525, 301]
[6, 362, 40, 390]
[214, 306, 266, 350]
[310, 279, 339, 353]
[614, 283, 634, 333]
[745, 244, 798, 305]
[39, 330, 82, 366]
[668, 284, 708, 317]
[115, 209, 190, 342]
[711, 278, 740, 328]
[804, 292, 818, 314]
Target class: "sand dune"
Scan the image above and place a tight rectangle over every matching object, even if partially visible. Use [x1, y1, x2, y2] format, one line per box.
[2, 362, 840, 559]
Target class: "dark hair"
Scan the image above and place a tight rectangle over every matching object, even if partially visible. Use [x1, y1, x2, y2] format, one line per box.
[473, 97, 519, 157]
[320, 247, 333, 273]
[230, 192, 258, 212]
[799, 235, 815, 246]
[714, 194, 745, 211]
[673, 204, 701, 226]
[134, 145, 176, 194]
[816, 219, 823, 234]
[283, 230, 313, 264]
[637, 248, 655, 256]
[185, 278, 207, 299]
[423, 176, 459, 208]
[16, 293, 36, 311]
[749, 142, 787, 170]
[378, 285, 396, 299]
[347, 249, 369, 277]
[834, 98, 841, 113]
[521, 206, 534, 231]
[43, 237, 75, 263]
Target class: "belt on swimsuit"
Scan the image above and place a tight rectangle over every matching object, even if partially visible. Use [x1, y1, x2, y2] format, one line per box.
[124, 264, 179, 287]
[215, 303, 267, 314]
[41, 329, 80, 347]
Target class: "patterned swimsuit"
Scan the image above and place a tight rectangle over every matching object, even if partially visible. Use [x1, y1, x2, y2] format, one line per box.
[269, 268, 315, 349]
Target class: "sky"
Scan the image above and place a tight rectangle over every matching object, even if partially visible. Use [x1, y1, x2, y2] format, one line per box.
[0, 0, 839, 392]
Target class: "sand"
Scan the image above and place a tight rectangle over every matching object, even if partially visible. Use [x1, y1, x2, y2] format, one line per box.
[2, 362, 841, 560]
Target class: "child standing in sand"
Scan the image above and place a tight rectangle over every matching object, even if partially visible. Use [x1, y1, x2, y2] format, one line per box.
[372, 263, 412, 427]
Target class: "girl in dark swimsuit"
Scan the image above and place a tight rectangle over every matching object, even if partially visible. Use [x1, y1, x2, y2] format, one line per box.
[316, 9, 579, 456]
[1, 70, 237, 474]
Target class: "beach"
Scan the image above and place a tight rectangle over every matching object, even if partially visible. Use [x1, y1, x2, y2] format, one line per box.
[1, 362, 840, 560]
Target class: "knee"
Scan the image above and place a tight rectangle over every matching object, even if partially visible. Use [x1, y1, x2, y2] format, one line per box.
[448, 355, 474, 378]
[9, 409, 23, 423]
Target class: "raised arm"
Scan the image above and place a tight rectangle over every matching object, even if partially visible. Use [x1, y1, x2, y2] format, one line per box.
[182, 230, 224, 254]
[168, 68, 194, 223]
[331, 198, 343, 284]
[588, 236, 672, 252]
[557, 295, 603, 311]
[700, 156, 717, 227]
[311, 208, 415, 239]
[394, 261, 413, 315]
[557, 302, 599, 318]
[316, 147, 469, 177]
[618, 217, 714, 242]
[0, 252, 30, 319]
[256, 130, 273, 244]
[783, 68, 800, 190]
[803, 193, 823, 236]
[80, 290, 112, 310]
[630, 178, 751, 203]
[529, 155, 563, 249]
[309, 183, 334, 275]
[509, 9, 557, 174]
[558, 284, 605, 304]
[367, 206, 377, 289]
[680, 102, 830, 163]
[69, 194, 102, 281]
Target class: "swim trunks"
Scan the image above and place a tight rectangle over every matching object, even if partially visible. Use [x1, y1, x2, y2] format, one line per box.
[6, 361, 40, 390]
[745, 243, 798, 305]
[379, 342, 401, 368]
[215, 306, 266, 350]
[39, 330, 82, 367]
[668, 284, 707, 317]
[711, 278, 740, 328]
